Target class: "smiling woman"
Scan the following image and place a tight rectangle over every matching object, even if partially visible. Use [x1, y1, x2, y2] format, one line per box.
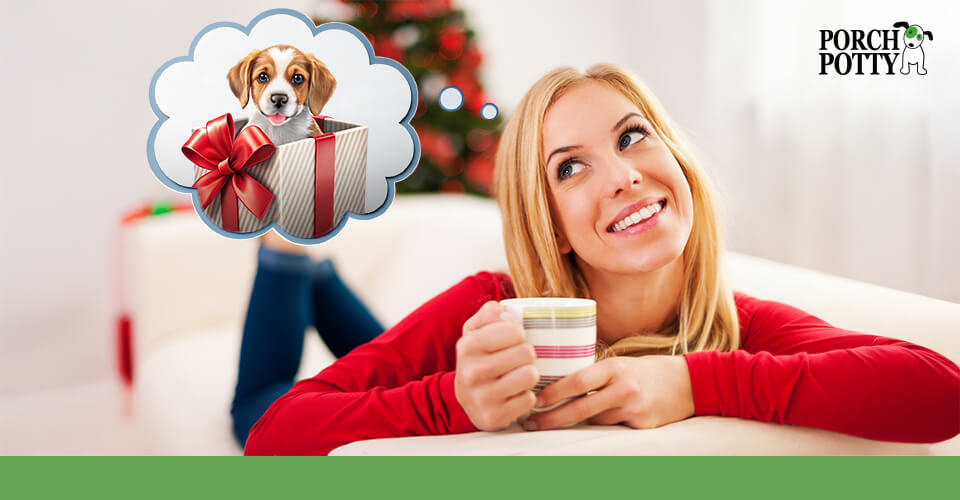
[242, 64, 960, 455]
[489, 65, 957, 435]
[495, 65, 737, 358]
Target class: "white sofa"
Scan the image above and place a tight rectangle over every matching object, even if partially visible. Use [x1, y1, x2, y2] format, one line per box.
[121, 193, 960, 455]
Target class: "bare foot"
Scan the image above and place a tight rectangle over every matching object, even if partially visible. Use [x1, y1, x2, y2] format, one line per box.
[260, 231, 307, 254]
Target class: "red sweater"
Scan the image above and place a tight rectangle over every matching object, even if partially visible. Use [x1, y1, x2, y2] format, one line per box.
[243, 271, 960, 455]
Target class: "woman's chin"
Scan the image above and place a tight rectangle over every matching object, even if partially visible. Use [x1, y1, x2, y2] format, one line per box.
[574, 232, 685, 274]
[615, 243, 683, 274]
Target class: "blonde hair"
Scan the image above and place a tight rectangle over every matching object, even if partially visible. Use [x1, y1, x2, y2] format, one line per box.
[492, 64, 739, 359]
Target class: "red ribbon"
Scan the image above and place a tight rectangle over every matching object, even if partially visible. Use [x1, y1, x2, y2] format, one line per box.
[182, 114, 275, 232]
[313, 133, 336, 238]
[313, 115, 330, 131]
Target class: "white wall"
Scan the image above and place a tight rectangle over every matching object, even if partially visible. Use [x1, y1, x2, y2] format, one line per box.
[700, 0, 960, 303]
[458, 0, 709, 147]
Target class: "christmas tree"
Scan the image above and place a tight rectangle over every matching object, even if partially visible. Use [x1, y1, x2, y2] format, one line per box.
[315, 0, 501, 196]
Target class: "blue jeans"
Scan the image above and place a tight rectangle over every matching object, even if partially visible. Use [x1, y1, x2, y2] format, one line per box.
[230, 246, 385, 447]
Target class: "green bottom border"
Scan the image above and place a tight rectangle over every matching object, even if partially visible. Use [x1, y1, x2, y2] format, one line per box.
[0, 457, 955, 498]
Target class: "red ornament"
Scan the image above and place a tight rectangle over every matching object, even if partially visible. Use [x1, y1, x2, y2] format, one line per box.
[358, 1, 378, 18]
[466, 153, 495, 194]
[373, 36, 405, 64]
[438, 26, 465, 60]
[385, 0, 452, 21]
[417, 126, 456, 167]
[462, 45, 483, 70]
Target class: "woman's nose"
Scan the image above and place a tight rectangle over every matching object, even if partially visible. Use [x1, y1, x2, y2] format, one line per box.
[605, 157, 642, 197]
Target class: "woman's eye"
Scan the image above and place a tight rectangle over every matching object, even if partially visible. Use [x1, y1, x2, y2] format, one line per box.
[257, 72, 269, 83]
[558, 160, 586, 180]
[292, 74, 304, 84]
[619, 130, 646, 150]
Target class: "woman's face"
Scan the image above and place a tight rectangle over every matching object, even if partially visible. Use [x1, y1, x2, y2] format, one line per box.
[542, 81, 694, 276]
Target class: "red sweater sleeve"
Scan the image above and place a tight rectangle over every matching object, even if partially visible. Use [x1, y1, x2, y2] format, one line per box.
[243, 271, 516, 456]
[683, 292, 960, 443]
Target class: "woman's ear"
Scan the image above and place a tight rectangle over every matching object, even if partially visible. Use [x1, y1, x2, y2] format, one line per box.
[306, 54, 337, 116]
[555, 229, 572, 254]
[227, 50, 259, 108]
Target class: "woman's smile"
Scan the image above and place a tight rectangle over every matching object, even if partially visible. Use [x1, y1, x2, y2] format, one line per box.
[606, 198, 667, 234]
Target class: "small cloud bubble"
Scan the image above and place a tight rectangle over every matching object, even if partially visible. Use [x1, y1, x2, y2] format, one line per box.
[438, 86, 464, 111]
[480, 103, 499, 120]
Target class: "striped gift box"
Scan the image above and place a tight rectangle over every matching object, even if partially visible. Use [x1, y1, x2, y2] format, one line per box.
[194, 116, 368, 239]
[499, 298, 597, 394]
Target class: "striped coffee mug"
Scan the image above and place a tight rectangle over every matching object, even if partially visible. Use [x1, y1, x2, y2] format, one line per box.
[500, 297, 597, 415]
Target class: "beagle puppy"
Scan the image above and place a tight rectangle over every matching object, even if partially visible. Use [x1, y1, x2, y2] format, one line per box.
[228, 45, 337, 145]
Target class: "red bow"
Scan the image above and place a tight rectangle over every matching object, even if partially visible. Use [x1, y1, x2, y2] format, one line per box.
[182, 114, 275, 232]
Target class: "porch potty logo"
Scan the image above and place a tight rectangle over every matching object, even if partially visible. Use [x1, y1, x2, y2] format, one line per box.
[819, 21, 933, 75]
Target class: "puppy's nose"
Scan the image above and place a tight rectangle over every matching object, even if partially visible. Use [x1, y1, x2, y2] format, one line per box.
[270, 94, 288, 107]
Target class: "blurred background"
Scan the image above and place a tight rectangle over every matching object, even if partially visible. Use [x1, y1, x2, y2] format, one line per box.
[1, 0, 957, 454]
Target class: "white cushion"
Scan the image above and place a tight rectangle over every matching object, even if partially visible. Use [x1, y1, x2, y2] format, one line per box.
[332, 418, 956, 456]
[132, 326, 335, 455]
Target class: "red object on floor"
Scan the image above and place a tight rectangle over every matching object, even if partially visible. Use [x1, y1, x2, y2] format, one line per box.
[116, 314, 133, 387]
[114, 198, 192, 387]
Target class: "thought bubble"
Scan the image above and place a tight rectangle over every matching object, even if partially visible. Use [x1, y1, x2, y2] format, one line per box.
[438, 86, 464, 111]
[480, 103, 499, 120]
[437, 85, 498, 120]
[147, 9, 420, 242]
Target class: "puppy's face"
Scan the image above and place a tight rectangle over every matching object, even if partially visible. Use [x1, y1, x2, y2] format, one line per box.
[903, 25, 926, 48]
[228, 45, 337, 125]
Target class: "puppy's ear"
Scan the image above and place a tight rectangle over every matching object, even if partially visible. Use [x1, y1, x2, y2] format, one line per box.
[306, 54, 337, 116]
[924, 30, 933, 40]
[227, 50, 259, 108]
[893, 21, 909, 29]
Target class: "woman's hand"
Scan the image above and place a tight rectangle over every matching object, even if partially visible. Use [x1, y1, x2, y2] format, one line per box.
[524, 355, 695, 431]
[454, 301, 540, 432]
